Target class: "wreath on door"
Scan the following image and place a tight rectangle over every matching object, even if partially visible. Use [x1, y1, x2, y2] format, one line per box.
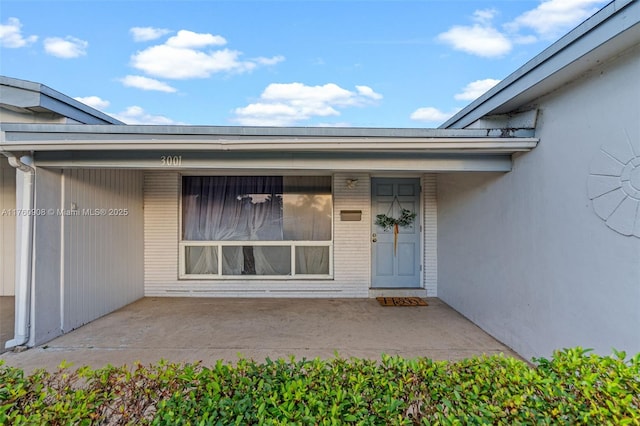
[375, 197, 416, 255]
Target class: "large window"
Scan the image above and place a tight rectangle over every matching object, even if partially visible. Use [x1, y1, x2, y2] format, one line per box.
[180, 176, 332, 278]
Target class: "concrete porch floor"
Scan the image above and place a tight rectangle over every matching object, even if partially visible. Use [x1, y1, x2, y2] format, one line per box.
[1, 297, 522, 373]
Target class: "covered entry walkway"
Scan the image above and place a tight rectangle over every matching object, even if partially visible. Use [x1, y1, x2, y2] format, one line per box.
[1, 298, 521, 372]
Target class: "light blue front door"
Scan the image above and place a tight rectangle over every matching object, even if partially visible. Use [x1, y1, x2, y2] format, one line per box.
[371, 178, 421, 288]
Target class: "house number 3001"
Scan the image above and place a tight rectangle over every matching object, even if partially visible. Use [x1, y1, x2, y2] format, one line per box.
[160, 155, 182, 166]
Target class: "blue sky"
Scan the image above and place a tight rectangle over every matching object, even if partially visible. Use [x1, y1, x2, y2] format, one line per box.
[1, 0, 609, 127]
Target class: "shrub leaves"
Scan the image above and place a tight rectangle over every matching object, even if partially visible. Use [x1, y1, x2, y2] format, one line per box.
[1, 347, 638, 425]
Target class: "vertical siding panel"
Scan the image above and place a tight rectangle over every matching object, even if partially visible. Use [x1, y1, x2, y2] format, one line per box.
[422, 174, 438, 296]
[0, 158, 16, 296]
[31, 168, 63, 344]
[96, 170, 103, 317]
[128, 171, 144, 304]
[63, 169, 144, 331]
[62, 171, 70, 330]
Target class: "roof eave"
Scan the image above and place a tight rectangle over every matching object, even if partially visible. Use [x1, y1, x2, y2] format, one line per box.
[0, 139, 538, 155]
[0, 76, 124, 125]
[441, 0, 639, 129]
[0, 123, 537, 155]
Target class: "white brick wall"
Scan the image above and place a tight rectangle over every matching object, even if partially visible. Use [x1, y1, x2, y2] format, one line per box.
[332, 173, 371, 297]
[144, 172, 371, 297]
[144, 171, 180, 287]
[143, 172, 438, 298]
[422, 174, 438, 296]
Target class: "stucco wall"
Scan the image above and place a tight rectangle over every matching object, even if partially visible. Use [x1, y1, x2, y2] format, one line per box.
[437, 44, 640, 360]
[0, 157, 16, 296]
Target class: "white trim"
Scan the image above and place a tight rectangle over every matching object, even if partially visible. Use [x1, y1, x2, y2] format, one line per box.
[1, 137, 538, 153]
[59, 171, 65, 331]
[420, 179, 425, 290]
[178, 174, 335, 281]
[179, 241, 333, 280]
[2, 154, 34, 349]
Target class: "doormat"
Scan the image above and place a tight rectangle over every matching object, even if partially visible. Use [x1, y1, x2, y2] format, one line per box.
[376, 297, 428, 307]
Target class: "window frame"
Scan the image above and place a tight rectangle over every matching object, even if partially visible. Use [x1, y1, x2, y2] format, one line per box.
[178, 174, 334, 280]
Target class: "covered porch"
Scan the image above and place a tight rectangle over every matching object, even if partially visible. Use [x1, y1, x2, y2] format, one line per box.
[0, 124, 537, 351]
[0, 297, 522, 372]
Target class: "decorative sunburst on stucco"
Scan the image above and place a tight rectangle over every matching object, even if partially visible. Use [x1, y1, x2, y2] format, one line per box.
[588, 131, 640, 237]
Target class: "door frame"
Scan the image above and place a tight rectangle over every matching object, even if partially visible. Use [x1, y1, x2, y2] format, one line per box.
[370, 175, 424, 289]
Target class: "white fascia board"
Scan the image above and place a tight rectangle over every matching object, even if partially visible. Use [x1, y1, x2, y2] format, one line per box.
[442, 0, 639, 129]
[0, 124, 537, 154]
[0, 123, 534, 138]
[0, 138, 537, 153]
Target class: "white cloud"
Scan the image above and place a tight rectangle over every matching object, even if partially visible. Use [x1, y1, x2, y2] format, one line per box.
[0, 17, 37, 48]
[254, 55, 286, 66]
[166, 30, 226, 48]
[507, 0, 606, 39]
[438, 24, 511, 58]
[411, 79, 496, 125]
[233, 82, 383, 126]
[410, 107, 461, 124]
[234, 102, 322, 126]
[438, 1, 606, 57]
[130, 30, 283, 79]
[130, 26, 171, 42]
[454, 79, 501, 101]
[133, 46, 255, 78]
[111, 106, 183, 125]
[438, 8, 511, 58]
[43, 36, 88, 58]
[472, 8, 498, 25]
[120, 75, 177, 92]
[74, 96, 110, 110]
[356, 85, 383, 100]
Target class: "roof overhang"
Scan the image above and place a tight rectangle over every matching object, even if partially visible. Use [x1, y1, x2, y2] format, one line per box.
[0, 124, 537, 172]
[0, 76, 124, 125]
[442, 0, 640, 129]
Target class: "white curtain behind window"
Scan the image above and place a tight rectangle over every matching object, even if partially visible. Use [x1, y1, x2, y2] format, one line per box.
[183, 176, 284, 274]
[182, 176, 331, 276]
[283, 176, 332, 274]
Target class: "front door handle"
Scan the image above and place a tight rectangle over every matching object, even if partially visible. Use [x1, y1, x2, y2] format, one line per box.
[372, 233, 377, 243]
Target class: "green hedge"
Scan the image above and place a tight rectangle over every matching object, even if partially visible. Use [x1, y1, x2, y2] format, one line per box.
[1, 347, 639, 425]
